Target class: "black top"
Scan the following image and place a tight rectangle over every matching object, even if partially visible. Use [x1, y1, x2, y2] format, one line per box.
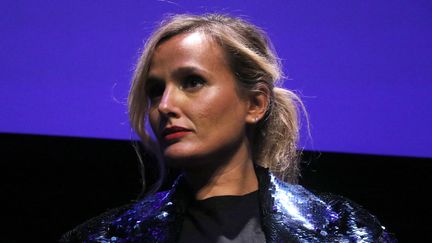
[178, 190, 266, 243]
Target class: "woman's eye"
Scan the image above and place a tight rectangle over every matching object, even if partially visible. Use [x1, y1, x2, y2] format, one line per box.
[181, 75, 206, 90]
[147, 82, 165, 100]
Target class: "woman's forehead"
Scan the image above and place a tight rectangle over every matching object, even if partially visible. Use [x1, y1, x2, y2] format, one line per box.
[149, 32, 229, 75]
[155, 31, 216, 54]
[179, 31, 209, 46]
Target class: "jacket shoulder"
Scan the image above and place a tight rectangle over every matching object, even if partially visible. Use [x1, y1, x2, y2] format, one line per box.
[318, 193, 397, 242]
[59, 203, 132, 242]
[59, 191, 169, 242]
[264, 171, 396, 242]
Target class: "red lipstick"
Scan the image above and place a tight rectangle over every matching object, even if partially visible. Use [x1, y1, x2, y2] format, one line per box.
[161, 126, 192, 141]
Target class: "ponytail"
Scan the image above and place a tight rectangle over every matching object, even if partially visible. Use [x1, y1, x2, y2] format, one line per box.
[254, 87, 306, 183]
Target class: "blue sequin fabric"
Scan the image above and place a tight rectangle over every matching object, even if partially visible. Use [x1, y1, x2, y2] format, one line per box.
[61, 166, 396, 242]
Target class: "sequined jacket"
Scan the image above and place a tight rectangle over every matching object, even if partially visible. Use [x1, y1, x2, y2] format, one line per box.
[61, 166, 396, 242]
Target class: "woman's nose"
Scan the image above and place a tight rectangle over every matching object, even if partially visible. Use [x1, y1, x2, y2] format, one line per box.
[157, 86, 179, 118]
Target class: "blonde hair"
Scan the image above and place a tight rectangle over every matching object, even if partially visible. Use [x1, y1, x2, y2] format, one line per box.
[128, 13, 306, 191]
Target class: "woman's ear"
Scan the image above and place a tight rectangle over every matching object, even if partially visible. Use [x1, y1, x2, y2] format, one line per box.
[245, 83, 270, 124]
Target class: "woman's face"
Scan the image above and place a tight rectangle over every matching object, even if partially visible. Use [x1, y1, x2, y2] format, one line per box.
[147, 32, 252, 166]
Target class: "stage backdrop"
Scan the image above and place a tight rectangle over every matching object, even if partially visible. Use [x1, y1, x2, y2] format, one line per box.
[1, 0, 431, 158]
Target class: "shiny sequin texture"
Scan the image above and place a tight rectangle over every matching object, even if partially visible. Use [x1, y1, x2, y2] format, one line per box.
[61, 166, 396, 242]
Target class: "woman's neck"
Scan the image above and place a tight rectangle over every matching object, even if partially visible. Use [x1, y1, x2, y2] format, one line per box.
[183, 141, 258, 200]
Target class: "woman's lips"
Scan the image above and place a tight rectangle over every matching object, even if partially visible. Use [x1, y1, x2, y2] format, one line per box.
[161, 126, 192, 141]
[164, 131, 192, 140]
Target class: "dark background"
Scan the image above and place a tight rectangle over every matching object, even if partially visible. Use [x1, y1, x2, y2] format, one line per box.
[2, 133, 431, 242]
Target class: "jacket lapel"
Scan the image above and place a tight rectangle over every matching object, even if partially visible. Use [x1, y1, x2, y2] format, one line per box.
[256, 166, 337, 242]
[107, 176, 188, 242]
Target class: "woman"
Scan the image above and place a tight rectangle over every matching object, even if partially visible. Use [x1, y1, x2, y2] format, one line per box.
[61, 14, 395, 242]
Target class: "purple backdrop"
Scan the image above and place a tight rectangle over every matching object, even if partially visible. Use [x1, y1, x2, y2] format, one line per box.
[1, 0, 431, 158]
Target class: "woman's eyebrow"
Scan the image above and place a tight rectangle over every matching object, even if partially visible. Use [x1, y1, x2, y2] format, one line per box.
[172, 66, 208, 78]
[146, 67, 209, 87]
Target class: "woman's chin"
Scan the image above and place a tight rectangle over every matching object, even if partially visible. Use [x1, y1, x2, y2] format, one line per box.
[163, 146, 194, 162]
[162, 146, 207, 168]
